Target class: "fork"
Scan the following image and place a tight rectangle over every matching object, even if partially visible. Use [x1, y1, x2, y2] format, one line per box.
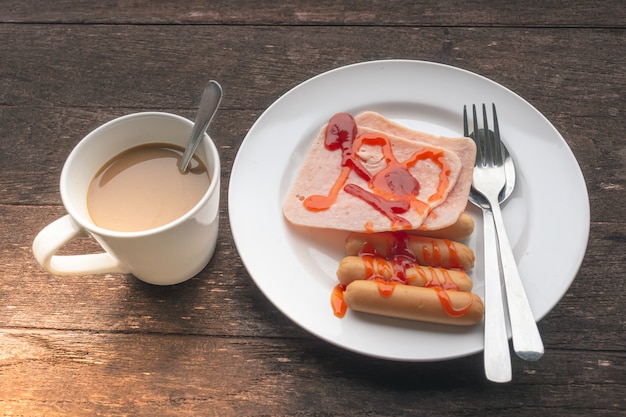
[468, 103, 544, 362]
[464, 106, 512, 382]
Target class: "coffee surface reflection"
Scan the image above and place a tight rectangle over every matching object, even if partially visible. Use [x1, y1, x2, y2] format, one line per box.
[87, 143, 210, 232]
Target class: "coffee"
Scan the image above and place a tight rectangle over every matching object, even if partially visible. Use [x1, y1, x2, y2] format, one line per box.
[87, 143, 210, 232]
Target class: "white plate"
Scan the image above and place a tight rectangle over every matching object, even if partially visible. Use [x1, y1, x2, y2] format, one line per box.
[228, 60, 589, 361]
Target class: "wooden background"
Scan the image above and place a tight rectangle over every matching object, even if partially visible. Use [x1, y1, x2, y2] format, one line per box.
[1, 1, 624, 416]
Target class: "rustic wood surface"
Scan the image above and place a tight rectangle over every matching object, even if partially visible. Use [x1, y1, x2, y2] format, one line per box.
[1, 1, 624, 416]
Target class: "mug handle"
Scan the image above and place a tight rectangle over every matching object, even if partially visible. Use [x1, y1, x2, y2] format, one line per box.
[32, 215, 130, 276]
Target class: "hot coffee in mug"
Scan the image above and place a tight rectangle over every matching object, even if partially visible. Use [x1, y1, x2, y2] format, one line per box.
[32, 112, 221, 285]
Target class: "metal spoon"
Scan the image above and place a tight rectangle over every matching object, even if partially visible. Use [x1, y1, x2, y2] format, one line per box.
[179, 80, 223, 173]
[468, 128, 515, 383]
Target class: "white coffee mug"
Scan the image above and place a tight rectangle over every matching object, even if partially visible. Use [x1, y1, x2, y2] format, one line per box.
[32, 112, 220, 285]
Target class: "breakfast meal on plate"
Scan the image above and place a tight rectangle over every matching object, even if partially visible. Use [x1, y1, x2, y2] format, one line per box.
[283, 111, 483, 326]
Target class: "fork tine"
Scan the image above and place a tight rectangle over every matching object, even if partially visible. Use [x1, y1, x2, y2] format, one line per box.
[472, 104, 485, 166]
[472, 104, 479, 139]
[492, 103, 501, 141]
[482, 104, 495, 167]
[482, 103, 490, 133]
[463, 105, 469, 137]
[491, 103, 504, 166]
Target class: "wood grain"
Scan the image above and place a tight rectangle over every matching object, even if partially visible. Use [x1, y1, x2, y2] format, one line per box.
[0, 1, 624, 415]
[1, 0, 625, 27]
[0, 329, 623, 416]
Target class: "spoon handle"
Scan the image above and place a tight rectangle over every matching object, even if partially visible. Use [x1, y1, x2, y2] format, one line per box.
[179, 80, 223, 172]
[489, 198, 544, 361]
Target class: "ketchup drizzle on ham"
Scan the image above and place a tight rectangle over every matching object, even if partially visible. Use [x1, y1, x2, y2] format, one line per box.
[303, 112, 452, 230]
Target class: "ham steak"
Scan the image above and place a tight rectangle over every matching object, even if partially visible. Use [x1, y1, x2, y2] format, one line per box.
[283, 112, 475, 233]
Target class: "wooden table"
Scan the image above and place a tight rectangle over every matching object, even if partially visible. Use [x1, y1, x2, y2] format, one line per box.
[1, 1, 624, 415]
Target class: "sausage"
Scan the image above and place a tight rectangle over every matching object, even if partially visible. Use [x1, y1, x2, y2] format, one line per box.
[411, 212, 474, 241]
[336, 255, 473, 292]
[343, 280, 484, 326]
[345, 232, 475, 270]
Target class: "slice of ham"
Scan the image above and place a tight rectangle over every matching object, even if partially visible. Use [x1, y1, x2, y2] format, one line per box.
[283, 112, 475, 233]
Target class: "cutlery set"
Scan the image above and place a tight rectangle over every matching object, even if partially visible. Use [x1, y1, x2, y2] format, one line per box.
[464, 104, 544, 383]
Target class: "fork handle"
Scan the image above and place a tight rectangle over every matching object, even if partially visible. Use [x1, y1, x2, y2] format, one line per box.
[482, 209, 512, 382]
[489, 200, 545, 361]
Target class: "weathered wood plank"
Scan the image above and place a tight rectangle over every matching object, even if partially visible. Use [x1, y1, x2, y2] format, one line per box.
[1, 0, 624, 27]
[1, 25, 623, 113]
[0, 329, 623, 416]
